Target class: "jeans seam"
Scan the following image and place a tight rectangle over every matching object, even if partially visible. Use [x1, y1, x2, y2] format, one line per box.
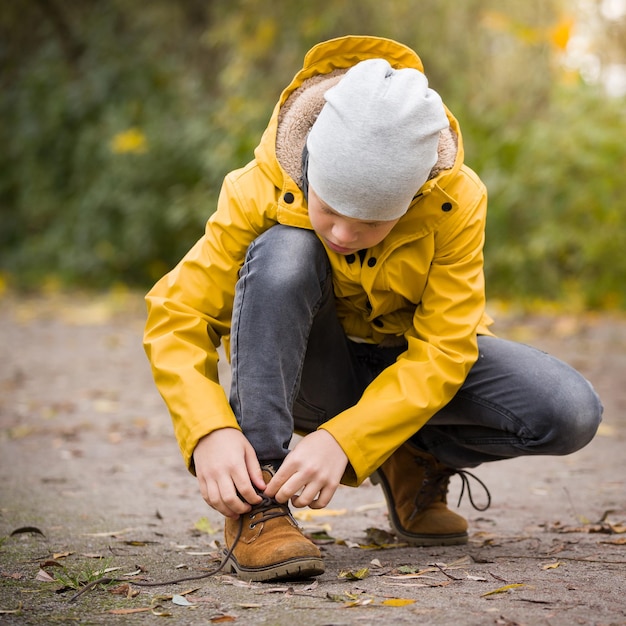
[452, 390, 534, 444]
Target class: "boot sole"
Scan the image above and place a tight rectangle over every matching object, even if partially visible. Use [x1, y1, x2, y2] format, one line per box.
[223, 553, 325, 582]
[370, 471, 468, 546]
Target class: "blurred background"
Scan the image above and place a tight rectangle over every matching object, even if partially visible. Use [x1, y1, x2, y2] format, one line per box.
[1, 0, 625, 309]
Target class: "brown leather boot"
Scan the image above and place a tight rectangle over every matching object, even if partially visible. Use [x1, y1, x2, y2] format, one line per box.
[223, 471, 324, 582]
[371, 443, 490, 546]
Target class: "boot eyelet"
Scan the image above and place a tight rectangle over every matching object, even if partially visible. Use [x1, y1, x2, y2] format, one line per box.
[249, 523, 257, 529]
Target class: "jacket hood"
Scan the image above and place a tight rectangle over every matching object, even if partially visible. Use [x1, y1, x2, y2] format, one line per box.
[254, 36, 462, 213]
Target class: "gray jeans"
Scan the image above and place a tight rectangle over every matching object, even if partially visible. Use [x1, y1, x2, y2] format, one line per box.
[229, 225, 602, 470]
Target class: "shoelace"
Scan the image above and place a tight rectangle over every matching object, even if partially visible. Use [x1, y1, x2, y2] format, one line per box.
[69, 494, 290, 602]
[411, 458, 492, 519]
[248, 493, 293, 528]
[448, 468, 492, 511]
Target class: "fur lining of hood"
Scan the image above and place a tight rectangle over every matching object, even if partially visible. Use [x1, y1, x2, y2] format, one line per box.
[276, 69, 458, 191]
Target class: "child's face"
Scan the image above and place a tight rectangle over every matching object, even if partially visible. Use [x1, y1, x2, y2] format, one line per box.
[307, 187, 400, 255]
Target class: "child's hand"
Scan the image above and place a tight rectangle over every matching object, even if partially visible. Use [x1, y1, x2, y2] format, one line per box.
[264, 430, 348, 510]
[193, 428, 265, 518]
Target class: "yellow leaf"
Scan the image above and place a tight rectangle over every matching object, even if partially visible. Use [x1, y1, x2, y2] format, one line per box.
[338, 567, 369, 581]
[110, 127, 148, 154]
[382, 598, 416, 607]
[293, 508, 346, 522]
[194, 517, 218, 535]
[481, 583, 526, 597]
[542, 562, 563, 570]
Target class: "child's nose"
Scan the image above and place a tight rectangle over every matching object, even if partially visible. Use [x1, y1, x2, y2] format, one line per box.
[332, 221, 359, 243]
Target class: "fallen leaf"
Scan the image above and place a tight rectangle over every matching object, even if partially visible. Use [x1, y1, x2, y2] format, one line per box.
[307, 530, 336, 544]
[210, 614, 237, 622]
[179, 587, 202, 596]
[0, 603, 23, 615]
[172, 594, 195, 606]
[481, 583, 526, 597]
[194, 517, 218, 535]
[84, 528, 136, 537]
[338, 567, 369, 581]
[10, 526, 45, 537]
[108, 607, 152, 615]
[381, 598, 415, 606]
[326, 593, 346, 603]
[541, 562, 563, 570]
[383, 580, 451, 588]
[600, 537, 626, 545]
[39, 560, 64, 569]
[220, 575, 259, 588]
[52, 552, 73, 560]
[123, 568, 144, 577]
[151, 604, 173, 617]
[257, 585, 293, 594]
[364, 527, 397, 546]
[35, 569, 55, 582]
[354, 501, 386, 512]
[109, 583, 139, 598]
[344, 597, 373, 607]
[293, 508, 347, 522]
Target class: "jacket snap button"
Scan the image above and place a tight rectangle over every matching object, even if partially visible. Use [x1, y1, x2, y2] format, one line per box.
[346, 254, 356, 264]
[373, 317, 384, 328]
[367, 257, 377, 267]
[441, 202, 452, 212]
[284, 192, 295, 204]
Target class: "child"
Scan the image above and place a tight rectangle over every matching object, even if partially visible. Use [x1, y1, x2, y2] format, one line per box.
[144, 35, 602, 581]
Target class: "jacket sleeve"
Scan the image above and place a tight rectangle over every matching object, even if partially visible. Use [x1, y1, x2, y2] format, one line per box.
[320, 170, 488, 486]
[143, 166, 276, 472]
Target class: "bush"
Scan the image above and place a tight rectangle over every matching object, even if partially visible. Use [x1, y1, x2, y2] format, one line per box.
[0, 2, 233, 287]
[473, 86, 626, 309]
[1, 1, 625, 310]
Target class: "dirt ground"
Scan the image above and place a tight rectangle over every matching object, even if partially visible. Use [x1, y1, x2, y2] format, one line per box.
[0, 292, 625, 626]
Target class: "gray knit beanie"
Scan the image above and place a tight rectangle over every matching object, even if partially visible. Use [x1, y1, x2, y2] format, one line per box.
[306, 58, 449, 221]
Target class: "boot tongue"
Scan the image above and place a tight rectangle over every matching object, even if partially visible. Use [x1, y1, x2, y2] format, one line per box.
[261, 465, 277, 484]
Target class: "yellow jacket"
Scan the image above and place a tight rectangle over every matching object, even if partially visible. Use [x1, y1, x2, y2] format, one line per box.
[144, 36, 493, 486]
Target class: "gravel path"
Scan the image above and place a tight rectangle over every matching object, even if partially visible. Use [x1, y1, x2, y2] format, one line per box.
[1, 293, 625, 625]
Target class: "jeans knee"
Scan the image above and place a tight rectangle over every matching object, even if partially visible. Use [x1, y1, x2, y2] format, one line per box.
[536, 378, 603, 455]
[243, 226, 328, 293]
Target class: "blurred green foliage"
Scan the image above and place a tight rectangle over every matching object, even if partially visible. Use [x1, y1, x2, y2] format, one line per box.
[1, 0, 625, 308]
